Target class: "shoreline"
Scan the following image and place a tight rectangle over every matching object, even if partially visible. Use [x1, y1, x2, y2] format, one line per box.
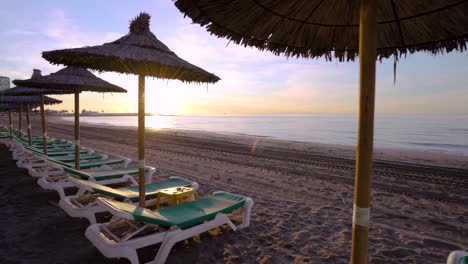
[55, 115, 468, 169]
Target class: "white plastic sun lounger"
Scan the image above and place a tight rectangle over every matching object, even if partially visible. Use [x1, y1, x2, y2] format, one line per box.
[16, 152, 107, 170]
[85, 191, 254, 264]
[25, 155, 131, 178]
[37, 166, 155, 198]
[11, 143, 92, 163]
[59, 177, 198, 224]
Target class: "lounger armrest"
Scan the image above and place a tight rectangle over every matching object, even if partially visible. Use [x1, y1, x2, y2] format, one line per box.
[145, 166, 156, 183]
[117, 156, 132, 167]
[96, 198, 136, 221]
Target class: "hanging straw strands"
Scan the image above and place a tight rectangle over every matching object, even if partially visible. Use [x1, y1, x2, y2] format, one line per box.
[13, 67, 126, 93]
[174, 0, 468, 61]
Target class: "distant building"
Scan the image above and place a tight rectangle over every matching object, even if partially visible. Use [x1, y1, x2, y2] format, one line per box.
[0, 76, 10, 91]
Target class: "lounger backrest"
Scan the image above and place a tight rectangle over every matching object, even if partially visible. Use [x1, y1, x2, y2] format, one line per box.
[70, 178, 133, 198]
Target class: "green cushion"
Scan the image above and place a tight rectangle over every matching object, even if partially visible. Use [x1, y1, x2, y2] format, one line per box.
[51, 154, 105, 162]
[59, 158, 124, 169]
[460, 256, 468, 264]
[46, 148, 78, 153]
[79, 177, 192, 202]
[64, 166, 140, 180]
[103, 192, 246, 229]
[45, 149, 90, 156]
[33, 143, 72, 148]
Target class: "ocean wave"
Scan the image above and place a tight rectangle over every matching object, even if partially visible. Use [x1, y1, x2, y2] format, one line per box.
[408, 142, 468, 149]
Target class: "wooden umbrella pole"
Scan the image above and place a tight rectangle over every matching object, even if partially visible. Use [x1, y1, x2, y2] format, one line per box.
[138, 74, 146, 207]
[351, 0, 377, 263]
[19, 104, 22, 138]
[40, 94, 48, 155]
[26, 104, 32, 145]
[8, 110, 12, 137]
[75, 90, 80, 169]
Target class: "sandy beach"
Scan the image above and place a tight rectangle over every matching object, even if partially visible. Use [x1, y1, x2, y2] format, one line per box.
[1, 113, 467, 263]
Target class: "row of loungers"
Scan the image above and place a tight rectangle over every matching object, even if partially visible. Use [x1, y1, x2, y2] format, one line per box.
[1, 133, 254, 264]
[1, 128, 466, 264]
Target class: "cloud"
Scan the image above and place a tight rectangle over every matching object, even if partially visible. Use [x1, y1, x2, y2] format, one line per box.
[0, 8, 123, 82]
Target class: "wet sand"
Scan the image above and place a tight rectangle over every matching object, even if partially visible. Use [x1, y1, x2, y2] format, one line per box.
[0, 113, 467, 263]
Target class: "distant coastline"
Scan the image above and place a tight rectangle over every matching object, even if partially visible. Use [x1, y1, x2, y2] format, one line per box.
[47, 112, 171, 117]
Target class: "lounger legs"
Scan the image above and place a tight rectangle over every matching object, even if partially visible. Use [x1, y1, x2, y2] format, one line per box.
[239, 197, 254, 229]
[123, 248, 139, 264]
[153, 214, 237, 264]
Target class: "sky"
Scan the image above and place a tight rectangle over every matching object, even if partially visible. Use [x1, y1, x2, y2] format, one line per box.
[1, 0, 468, 115]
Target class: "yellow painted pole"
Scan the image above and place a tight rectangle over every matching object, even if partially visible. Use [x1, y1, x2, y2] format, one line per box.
[8, 110, 12, 137]
[74, 90, 80, 169]
[26, 104, 32, 146]
[40, 94, 48, 155]
[18, 104, 22, 138]
[138, 74, 146, 207]
[351, 0, 377, 263]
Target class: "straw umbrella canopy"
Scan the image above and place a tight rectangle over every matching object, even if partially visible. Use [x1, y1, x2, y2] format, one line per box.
[0, 96, 61, 144]
[3, 69, 74, 153]
[14, 66, 127, 169]
[40, 12, 220, 207]
[172, 1, 468, 263]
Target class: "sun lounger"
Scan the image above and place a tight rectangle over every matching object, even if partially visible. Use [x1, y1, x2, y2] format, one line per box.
[52, 154, 106, 162]
[31, 139, 70, 146]
[27, 156, 130, 178]
[448, 251, 468, 264]
[32, 143, 74, 149]
[85, 191, 253, 264]
[59, 158, 129, 169]
[59, 177, 198, 224]
[11, 143, 91, 161]
[37, 165, 154, 198]
[38, 149, 91, 156]
[17, 153, 108, 169]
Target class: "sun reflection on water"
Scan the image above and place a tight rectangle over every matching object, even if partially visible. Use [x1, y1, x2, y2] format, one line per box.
[146, 116, 169, 129]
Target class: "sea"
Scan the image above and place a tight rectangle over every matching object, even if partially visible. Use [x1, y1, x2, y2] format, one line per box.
[66, 114, 468, 156]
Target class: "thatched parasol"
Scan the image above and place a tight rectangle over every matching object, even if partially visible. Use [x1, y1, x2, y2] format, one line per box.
[0, 95, 61, 144]
[172, 0, 468, 262]
[0, 103, 17, 137]
[14, 66, 127, 168]
[0, 103, 36, 137]
[3, 69, 73, 152]
[41, 12, 220, 207]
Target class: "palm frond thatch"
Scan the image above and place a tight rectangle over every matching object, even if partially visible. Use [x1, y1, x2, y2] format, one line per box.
[4, 69, 74, 96]
[13, 66, 127, 93]
[0, 95, 62, 105]
[41, 12, 220, 83]
[0, 103, 35, 111]
[173, 0, 468, 61]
